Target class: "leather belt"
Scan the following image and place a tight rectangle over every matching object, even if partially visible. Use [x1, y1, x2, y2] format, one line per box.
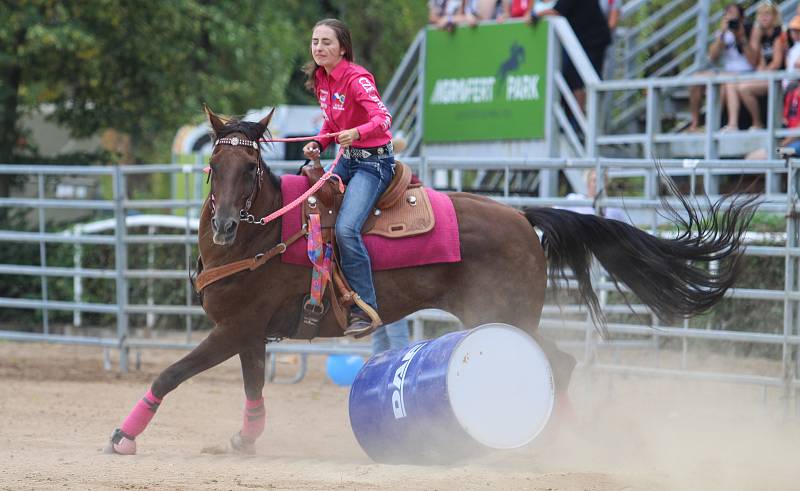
[343, 141, 394, 159]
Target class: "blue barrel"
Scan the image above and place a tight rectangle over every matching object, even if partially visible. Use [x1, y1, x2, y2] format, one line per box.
[348, 323, 554, 464]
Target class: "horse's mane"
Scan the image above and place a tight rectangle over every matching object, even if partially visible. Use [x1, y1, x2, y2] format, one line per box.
[216, 118, 281, 190]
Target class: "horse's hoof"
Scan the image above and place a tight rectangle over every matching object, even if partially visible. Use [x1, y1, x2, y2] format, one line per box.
[106, 428, 137, 455]
[229, 432, 256, 455]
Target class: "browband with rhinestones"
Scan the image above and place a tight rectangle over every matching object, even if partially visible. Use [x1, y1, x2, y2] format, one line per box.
[215, 136, 258, 149]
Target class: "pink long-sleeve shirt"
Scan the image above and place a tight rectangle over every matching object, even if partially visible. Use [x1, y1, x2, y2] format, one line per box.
[314, 60, 392, 151]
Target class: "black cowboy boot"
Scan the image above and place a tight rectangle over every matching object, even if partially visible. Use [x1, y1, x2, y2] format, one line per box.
[343, 311, 375, 337]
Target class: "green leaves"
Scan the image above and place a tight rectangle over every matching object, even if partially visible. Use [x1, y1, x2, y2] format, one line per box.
[0, 0, 427, 164]
[1, 0, 307, 162]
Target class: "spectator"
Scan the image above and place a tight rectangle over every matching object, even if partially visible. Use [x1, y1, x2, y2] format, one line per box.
[779, 18, 800, 154]
[463, 0, 480, 26]
[785, 16, 800, 74]
[559, 168, 628, 223]
[729, 2, 784, 131]
[475, 0, 505, 22]
[495, 0, 531, 22]
[688, 4, 758, 132]
[429, 0, 480, 30]
[529, 0, 612, 113]
[598, 0, 620, 32]
[429, 0, 459, 30]
[371, 318, 411, 354]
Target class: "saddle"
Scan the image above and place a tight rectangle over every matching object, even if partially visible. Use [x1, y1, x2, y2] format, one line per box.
[299, 161, 434, 239]
[293, 161, 435, 339]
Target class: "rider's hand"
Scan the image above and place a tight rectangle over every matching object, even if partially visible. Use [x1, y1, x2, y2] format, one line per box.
[303, 141, 321, 160]
[337, 128, 360, 147]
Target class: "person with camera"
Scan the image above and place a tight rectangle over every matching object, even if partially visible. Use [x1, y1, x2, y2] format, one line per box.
[688, 4, 758, 133]
[728, 2, 785, 131]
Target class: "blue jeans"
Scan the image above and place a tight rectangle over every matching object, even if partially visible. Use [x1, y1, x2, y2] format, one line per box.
[333, 153, 395, 313]
[371, 318, 411, 354]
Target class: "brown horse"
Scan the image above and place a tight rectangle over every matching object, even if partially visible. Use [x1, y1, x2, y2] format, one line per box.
[106, 108, 756, 455]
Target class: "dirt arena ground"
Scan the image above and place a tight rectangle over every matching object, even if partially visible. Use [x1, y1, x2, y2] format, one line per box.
[1, 340, 798, 490]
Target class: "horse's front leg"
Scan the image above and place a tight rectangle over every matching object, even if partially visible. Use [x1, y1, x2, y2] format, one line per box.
[106, 327, 242, 455]
[229, 343, 266, 454]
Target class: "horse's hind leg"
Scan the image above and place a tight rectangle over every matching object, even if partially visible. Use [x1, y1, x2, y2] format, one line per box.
[229, 344, 266, 454]
[106, 328, 241, 455]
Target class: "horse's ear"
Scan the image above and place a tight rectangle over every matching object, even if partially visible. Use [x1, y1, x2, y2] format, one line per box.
[258, 108, 275, 132]
[203, 103, 226, 136]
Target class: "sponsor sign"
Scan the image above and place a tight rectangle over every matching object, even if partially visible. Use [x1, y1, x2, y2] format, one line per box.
[423, 21, 548, 142]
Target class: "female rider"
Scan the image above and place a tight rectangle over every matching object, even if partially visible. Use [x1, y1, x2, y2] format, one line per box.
[302, 18, 394, 337]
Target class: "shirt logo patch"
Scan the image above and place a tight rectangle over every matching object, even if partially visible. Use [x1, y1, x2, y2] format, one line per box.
[332, 92, 346, 111]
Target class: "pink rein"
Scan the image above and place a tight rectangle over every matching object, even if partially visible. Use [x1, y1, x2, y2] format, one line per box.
[255, 133, 345, 225]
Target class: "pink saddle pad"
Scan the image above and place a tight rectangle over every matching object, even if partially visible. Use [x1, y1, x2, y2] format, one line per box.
[280, 175, 461, 270]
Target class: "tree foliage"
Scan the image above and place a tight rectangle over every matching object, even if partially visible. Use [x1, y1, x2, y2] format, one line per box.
[0, 0, 306, 165]
[0, 0, 428, 169]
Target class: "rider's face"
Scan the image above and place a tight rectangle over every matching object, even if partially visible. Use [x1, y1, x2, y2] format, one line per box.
[311, 26, 344, 72]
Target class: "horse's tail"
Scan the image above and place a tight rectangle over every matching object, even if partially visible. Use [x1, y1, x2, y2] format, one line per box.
[523, 182, 758, 334]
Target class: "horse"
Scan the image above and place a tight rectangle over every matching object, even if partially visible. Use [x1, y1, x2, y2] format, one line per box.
[106, 107, 757, 455]
[496, 41, 525, 89]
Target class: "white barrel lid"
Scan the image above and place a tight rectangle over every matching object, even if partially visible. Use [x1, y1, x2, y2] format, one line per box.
[446, 323, 555, 449]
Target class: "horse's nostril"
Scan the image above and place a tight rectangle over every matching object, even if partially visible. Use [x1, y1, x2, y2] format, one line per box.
[212, 218, 219, 231]
[225, 220, 236, 234]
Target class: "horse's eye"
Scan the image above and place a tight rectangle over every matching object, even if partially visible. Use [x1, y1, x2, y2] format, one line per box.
[247, 162, 258, 174]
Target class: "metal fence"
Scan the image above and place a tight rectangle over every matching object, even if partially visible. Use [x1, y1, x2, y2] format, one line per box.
[384, 11, 800, 196]
[0, 157, 798, 410]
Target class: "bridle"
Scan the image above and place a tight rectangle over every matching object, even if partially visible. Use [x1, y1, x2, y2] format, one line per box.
[195, 130, 346, 294]
[208, 131, 346, 228]
[209, 135, 268, 226]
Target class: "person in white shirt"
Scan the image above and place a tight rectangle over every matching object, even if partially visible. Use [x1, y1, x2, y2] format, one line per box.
[688, 4, 758, 132]
[559, 169, 629, 223]
[786, 16, 800, 75]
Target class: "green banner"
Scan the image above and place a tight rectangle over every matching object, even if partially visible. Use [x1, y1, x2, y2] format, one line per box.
[423, 21, 548, 143]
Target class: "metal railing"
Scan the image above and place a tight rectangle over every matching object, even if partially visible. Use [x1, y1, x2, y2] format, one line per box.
[0, 157, 798, 411]
[382, 30, 425, 157]
[4, 7, 800, 402]
[608, 0, 799, 132]
[541, 11, 800, 197]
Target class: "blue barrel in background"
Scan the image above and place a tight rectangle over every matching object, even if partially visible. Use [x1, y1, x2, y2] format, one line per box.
[348, 323, 554, 464]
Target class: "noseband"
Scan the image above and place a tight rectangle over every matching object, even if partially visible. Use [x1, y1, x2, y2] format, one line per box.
[209, 136, 268, 226]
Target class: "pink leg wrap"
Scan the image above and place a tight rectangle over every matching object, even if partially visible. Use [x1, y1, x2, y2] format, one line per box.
[240, 397, 266, 441]
[120, 389, 163, 437]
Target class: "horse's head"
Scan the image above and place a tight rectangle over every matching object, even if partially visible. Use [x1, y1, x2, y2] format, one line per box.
[204, 104, 275, 246]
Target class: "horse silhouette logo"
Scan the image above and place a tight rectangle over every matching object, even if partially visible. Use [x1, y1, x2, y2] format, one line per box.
[496, 42, 525, 95]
